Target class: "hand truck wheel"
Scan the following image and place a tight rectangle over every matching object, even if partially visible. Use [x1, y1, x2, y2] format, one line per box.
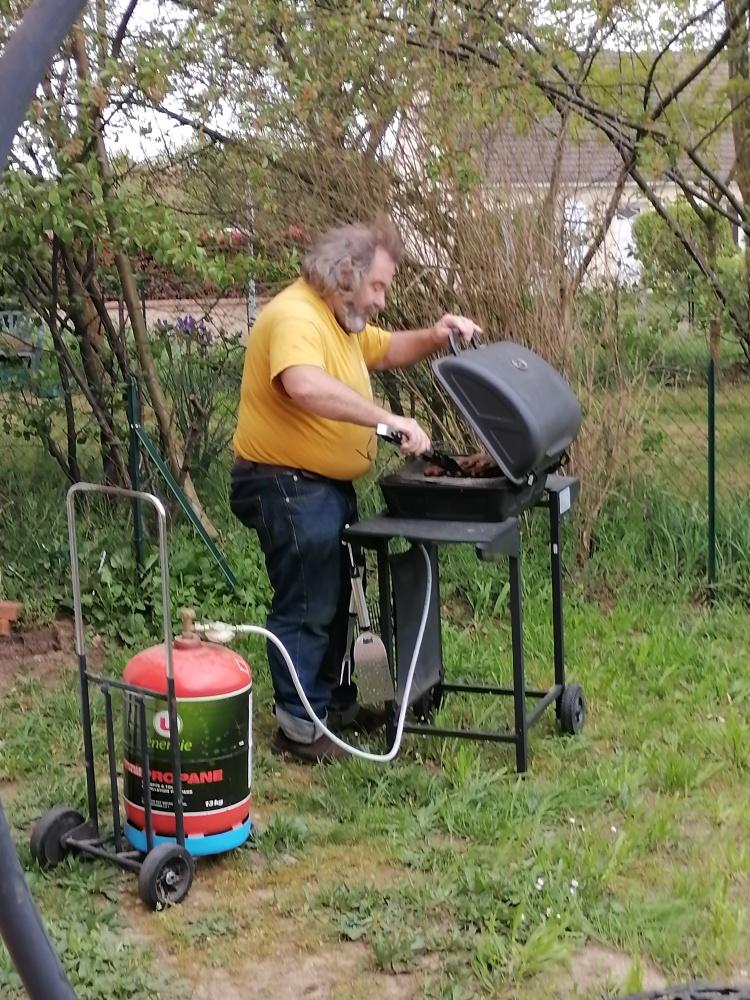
[138, 843, 194, 910]
[30, 806, 85, 868]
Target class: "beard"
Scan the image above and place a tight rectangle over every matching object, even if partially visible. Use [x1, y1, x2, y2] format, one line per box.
[340, 307, 368, 333]
[333, 292, 374, 334]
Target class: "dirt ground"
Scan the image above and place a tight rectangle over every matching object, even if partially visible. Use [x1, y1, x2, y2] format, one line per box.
[0, 619, 80, 693]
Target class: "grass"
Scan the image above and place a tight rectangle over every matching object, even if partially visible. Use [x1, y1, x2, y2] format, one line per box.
[5, 496, 750, 996]
[4, 379, 750, 996]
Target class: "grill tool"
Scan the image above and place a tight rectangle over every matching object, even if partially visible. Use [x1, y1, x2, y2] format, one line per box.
[341, 542, 395, 703]
[376, 422, 463, 475]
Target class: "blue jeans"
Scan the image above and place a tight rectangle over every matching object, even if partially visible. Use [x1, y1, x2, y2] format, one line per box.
[230, 463, 359, 743]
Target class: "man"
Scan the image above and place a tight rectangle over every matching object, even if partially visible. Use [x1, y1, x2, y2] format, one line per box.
[230, 217, 478, 763]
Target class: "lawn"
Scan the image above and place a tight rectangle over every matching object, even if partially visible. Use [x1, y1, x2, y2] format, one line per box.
[4, 451, 750, 999]
[4, 377, 750, 999]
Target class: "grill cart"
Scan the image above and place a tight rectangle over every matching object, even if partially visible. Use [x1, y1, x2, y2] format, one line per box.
[346, 338, 585, 772]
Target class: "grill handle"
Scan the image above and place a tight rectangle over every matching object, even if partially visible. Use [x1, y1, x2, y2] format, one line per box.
[448, 327, 482, 356]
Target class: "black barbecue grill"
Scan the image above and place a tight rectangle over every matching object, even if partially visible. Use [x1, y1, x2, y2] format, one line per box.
[380, 338, 582, 521]
[345, 336, 585, 772]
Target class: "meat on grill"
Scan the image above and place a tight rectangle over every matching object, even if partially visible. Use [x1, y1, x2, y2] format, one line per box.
[423, 452, 499, 479]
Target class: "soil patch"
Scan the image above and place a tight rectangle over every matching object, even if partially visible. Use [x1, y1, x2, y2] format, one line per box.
[565, 942, 667, 996]
[0, 619, 100, 692]
[187, 942, 418, 1000]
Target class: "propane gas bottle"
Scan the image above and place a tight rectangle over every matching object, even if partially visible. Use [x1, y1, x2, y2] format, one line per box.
[122, 609, 252, 856]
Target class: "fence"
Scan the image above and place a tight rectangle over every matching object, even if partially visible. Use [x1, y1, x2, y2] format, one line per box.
[640, 346, 750, 596]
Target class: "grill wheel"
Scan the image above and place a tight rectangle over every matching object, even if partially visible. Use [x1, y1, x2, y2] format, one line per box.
[559, 683, 586, 735]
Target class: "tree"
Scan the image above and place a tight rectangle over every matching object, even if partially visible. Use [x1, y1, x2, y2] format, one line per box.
[0, 2, 249, 533]
[7, 0, 748, 547]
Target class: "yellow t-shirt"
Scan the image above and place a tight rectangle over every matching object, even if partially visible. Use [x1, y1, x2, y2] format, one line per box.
[233, 278, 391, 480]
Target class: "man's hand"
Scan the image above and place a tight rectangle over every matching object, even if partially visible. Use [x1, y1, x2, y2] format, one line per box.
[387, 415, 431, 456]
[432, 314, 481, 348]
[375, 313, 482, 370]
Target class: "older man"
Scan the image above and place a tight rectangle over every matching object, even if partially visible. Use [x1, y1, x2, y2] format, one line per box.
[230, 217, 477, 763]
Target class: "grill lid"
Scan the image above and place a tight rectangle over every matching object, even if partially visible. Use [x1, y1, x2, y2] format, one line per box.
[431, 341, 581, 486]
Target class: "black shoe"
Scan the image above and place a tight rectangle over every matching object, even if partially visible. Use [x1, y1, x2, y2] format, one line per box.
[328, 704, 388, 734]
[271, 729, 349, 764]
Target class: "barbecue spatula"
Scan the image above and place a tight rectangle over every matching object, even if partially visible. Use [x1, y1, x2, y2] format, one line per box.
[343, 542, 395, 704]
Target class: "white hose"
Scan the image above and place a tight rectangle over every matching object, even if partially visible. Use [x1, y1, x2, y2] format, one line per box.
[195, 544, 432, 763]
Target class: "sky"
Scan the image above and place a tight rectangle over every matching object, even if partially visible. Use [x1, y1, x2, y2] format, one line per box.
[107, 0, 194, 161]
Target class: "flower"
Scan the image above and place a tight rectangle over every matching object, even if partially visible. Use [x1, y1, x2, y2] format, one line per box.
[535, 877, 545, 891]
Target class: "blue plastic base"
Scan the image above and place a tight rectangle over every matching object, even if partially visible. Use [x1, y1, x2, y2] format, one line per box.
[125, 819, 252, 858]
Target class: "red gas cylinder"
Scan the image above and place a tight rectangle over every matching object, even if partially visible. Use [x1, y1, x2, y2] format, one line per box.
[122, 609, 252, 850]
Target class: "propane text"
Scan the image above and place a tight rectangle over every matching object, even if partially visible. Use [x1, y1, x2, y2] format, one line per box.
[124, 758, 223, 786]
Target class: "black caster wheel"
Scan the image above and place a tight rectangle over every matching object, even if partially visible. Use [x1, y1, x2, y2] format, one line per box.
[30, 806, 85, 868]
[559, 683, 586, 735]
[138, 844, 194, 910]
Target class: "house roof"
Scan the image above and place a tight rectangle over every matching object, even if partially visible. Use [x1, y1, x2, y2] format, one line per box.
[481, 53, 737, 190]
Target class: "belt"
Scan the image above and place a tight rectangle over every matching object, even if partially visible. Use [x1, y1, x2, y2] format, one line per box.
[232, 457, 349, 486]
[233, 457, 306, 476]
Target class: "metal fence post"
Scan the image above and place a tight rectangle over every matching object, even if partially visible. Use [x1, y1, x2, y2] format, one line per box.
[707, 357, 717, 596]
[125, 377, 145, 580]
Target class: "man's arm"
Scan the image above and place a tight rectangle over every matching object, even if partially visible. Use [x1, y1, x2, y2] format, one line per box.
[280, 365, 431, 455]
[374, 313, 480, 371]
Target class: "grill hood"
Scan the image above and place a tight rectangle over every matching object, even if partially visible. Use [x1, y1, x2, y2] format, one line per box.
[431, 341, 582, 485]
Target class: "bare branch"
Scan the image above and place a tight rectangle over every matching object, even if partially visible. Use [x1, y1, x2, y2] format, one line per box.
[111, 0, 139, 59]
[650, 0, 750, 121]
[134, 99, 233, 144]
[630, 162, 747, 338]
[642, 0, 725, 111]
[572, 156, 633, 295]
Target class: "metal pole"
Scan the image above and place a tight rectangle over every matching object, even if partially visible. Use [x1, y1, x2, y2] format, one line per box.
[66, 490, 100, 832]
[0, 0, 87, 171]
[549, 493, 566, 715]
[0, 0, 102, 993]
[0, 799, 78, 1000]
[707, 357, 717, 596]
[509, 554, 528, 774]
[126, 377, 145, 578]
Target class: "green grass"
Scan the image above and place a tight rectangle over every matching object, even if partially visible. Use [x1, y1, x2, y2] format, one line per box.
[5, 387, 750, 996]
[5, 499, 750, 996]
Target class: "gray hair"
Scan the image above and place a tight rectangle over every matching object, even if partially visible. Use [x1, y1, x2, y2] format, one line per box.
[301, 217, 403, 297]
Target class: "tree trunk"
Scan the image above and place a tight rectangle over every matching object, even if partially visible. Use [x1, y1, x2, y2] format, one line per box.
[70, 27, 218, 537]
[61, 243, 127, 484]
